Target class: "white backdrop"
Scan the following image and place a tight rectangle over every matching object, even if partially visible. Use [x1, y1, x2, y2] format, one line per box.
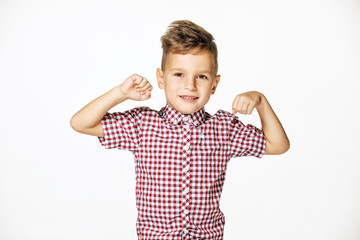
[1, 0, 360, 239]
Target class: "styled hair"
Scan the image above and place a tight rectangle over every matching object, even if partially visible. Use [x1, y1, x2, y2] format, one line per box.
[160, 20, 218, 76]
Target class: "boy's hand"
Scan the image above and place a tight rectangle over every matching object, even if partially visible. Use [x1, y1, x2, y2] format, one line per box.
[118, 74, 153, 101]
[232, 91, 263, 115]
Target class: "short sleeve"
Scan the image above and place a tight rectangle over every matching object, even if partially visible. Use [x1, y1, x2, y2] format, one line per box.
[227, 116, 266, 158]
[98, 107, 147, 152]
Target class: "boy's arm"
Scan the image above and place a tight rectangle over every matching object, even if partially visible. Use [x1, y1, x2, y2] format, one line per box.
[70, 74, 153, 137]
[232, 91, 290, 155]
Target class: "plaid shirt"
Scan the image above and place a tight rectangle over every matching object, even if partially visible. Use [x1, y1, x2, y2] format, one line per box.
[99, 105, 266, 240]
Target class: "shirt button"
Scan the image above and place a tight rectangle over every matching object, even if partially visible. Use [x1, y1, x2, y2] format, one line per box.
[184, 209, 189, 215]
[183, 228, 189, 234]
[183, 116, 189, 122]
[183, 187, 189, 194]
[184, 144, 190, 151]
[184, 165, 190, 172]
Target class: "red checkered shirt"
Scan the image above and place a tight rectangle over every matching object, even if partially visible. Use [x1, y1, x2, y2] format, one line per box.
[99, 104, 266, 240]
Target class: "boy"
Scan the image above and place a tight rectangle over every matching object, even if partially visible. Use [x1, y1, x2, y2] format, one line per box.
[70, 20, 289, 240]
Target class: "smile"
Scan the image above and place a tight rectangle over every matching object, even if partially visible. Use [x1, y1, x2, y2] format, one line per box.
[180, 95, 199, 100]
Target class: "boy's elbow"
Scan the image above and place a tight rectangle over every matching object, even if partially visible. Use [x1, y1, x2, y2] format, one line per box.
[279, 141, 290, 154]
[265, 140, 290, 155]
[70, 116, 79, 132]
[70, 116, 104, 137]
[70, 115, 84, 133]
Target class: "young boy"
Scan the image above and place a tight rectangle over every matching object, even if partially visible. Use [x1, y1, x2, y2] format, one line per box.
[71, 20, 289, 240]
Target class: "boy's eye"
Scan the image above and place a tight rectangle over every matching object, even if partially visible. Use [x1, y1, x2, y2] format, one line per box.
[198, 75, 208, 80]
[175, 73, 184, 77]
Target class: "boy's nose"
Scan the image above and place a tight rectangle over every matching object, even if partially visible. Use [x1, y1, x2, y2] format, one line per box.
[184, 77, 197, 91]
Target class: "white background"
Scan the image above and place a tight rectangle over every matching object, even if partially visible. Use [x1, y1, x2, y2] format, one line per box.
[1, 0, 359, 239]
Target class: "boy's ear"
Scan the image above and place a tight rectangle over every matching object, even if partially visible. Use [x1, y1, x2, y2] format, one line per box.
[211, 75, 221, 95]
[156, 68, 165, 89]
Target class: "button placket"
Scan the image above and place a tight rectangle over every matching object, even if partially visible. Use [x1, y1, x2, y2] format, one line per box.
[181, 118, 192, 232]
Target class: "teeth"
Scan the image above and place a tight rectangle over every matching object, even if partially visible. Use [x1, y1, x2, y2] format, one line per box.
[181, 96, 197, 99]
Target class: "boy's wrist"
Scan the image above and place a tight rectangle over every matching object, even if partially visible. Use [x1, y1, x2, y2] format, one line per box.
[110, 86, 129, 103]
[256, 92, 267, 110]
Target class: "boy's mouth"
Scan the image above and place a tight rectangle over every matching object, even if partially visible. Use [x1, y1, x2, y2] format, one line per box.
[179, 95, 199, 101]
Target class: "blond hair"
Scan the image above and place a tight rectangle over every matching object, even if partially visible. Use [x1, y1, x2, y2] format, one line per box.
[160, 20, 218, 76]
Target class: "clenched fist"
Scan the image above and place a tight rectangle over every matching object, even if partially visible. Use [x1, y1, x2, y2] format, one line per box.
[232, 91, 264, 115]
[118, 74, 153, 101]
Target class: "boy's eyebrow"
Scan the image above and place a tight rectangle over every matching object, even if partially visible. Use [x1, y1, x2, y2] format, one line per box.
[169, 68, 212, 74]
[169, 68, 185, 72]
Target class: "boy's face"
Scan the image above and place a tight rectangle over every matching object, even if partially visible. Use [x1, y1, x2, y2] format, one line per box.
[156, 50, 220, 115]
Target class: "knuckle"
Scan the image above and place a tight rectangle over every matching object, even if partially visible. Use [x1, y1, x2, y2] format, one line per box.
[131, 73, 140, 79]
[238, 95, 246, 100]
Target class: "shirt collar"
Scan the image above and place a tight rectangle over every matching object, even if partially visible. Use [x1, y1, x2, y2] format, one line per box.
[159, 104, 206, 127]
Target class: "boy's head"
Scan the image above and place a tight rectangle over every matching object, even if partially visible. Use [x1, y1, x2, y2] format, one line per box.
[157, 20, 221, 115]
[160, 20, 218, 76]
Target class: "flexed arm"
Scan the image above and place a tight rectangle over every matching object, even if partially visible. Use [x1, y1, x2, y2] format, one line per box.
[70, 74, 153, 137]
[232, 91, 290, 155]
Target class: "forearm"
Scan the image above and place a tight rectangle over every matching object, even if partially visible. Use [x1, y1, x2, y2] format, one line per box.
[256, 93, 290, 154]
[70, 86, 126, 133]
